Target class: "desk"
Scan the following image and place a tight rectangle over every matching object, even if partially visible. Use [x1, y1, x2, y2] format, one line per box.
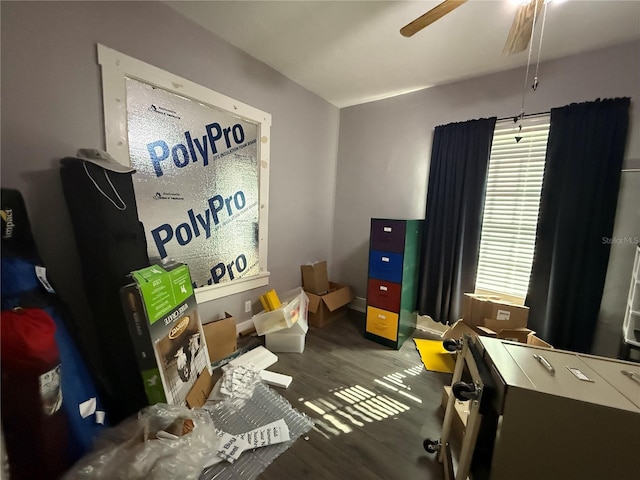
[429, 335, 640, 480]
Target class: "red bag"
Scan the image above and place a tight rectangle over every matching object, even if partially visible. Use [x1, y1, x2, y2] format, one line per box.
[1, 307, 71, 479]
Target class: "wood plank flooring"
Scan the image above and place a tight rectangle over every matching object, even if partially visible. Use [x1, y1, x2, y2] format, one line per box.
[256, 310, 452, 480]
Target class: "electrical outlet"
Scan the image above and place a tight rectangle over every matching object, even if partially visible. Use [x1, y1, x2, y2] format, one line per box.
[245, 300, 252, 313]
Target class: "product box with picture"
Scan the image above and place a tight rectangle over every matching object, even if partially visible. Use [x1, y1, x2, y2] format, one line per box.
[121, 262, 212, 406]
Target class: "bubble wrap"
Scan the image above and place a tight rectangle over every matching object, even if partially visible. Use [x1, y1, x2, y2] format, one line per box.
[200, 383, 313, 480]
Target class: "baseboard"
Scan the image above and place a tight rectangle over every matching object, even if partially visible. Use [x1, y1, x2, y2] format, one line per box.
[349, 296, 366, 313]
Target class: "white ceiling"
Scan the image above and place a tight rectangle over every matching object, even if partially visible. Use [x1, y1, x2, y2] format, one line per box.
[167, 0, 640, 108]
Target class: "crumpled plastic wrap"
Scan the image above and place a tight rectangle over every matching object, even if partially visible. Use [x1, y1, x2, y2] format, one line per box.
[208, 365, 262, 402]
[63, 404, 219, 480]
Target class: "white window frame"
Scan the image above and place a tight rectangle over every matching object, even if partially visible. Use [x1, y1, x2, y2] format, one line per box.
[475, 114, 550, 300]
[97, 44, 271, 303]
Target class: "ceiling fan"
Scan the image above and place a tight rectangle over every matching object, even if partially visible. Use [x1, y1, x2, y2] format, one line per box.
[400, 0, 545, 56]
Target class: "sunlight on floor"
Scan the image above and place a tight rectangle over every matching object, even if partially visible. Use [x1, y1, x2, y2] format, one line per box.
[298, 364, 424, 438]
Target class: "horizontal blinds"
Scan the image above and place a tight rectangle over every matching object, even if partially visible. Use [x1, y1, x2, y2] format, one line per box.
[475, 115, 550, 298]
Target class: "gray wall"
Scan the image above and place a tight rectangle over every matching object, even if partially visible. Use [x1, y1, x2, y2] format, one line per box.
[333, 41, 640, 357]
[0, 1, 339, 352]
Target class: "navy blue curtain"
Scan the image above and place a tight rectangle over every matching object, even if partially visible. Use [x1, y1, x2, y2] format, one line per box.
[417, 117, 496, 324]
[526, 98, 630, 352]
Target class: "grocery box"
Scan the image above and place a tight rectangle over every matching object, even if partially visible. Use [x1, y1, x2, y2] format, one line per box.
[265, 315, 309, 353]
[252, 287, 309, 336]
[202, 312, 237, 363]
[306, 282, 355, 328]
[301, 261, 330, 295]
[120, 262, 212, 406]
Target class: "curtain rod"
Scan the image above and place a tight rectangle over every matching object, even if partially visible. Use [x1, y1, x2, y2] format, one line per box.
[622, 168, 640, 172]
[497, 111, 550, 122]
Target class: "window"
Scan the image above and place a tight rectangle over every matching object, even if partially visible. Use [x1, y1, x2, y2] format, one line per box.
[97, 44, 272, 303]
[475, 114, 550, 299]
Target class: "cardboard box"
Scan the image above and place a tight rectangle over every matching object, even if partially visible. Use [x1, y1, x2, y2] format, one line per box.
[462, 293, 529, 330]
[121, 262, 212, 406]
[185, 368, 216, 408]
[265, 315, 309, 353]
[477, 326, 534, 343]
[442, 319, 477, 341]
[483, 301, 529, 330]
[527, 334, 553, 349]
[301, 261, 330, 295]
[202, 312, 237, 363]
[462, 293, 501, 328]
[253, 288, 309, 336]
[306, 282, 355, 328]
[441, 386, 468, 442]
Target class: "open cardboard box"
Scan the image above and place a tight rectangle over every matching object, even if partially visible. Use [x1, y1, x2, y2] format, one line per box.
[306, 282, 354, 328]
[202, 312, 237, 364]
[300, 261, 330, 295]
[477, 326, 534, 343]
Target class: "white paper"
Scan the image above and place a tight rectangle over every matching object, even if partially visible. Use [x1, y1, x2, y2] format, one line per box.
[238, 419, 290, 448]
[95, 410, 106, 425]
[216, 432, 251, 463]
[35, 266, 56, 293]
[79, 397, 97, 419]
[496, 309, 511, 321]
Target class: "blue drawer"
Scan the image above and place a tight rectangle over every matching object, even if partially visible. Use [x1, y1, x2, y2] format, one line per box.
[369, 250, 403, 283]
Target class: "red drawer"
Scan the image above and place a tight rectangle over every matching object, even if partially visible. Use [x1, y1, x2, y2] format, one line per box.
[367, 278, 401, 312]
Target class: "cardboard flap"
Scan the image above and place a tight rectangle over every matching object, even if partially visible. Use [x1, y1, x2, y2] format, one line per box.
[185, 368, 215, 408]
[203, 313, 237, 363]
[443, 320, 477, 340]
[307, 293, 321, 314]
[322, 284, 354, 312]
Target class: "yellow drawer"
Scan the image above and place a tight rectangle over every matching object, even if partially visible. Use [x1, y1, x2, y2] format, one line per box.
[366, 306, 399, 341]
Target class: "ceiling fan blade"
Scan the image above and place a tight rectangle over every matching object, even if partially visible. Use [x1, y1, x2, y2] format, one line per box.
[400, 0, 468, 37]
[503, 0, 544, 56]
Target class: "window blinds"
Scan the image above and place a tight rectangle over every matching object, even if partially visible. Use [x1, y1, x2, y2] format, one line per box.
[475, 114, 551, 298]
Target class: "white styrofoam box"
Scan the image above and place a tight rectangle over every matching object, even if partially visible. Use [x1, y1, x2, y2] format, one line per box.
[222, 345, 278, 372]
[253, 287, 309, 336]
[265, 332, 306, 354]
[260, 370, 293, 388]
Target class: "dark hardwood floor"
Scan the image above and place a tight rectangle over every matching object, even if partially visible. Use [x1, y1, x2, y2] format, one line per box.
[256, 310, 452, 480]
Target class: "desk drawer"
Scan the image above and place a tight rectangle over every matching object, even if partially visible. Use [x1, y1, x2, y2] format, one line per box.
[370, 219, 406, 253]
[367, 278, 401, 312]
[368, 250, 403, 283]
[366, 306, 399, 341]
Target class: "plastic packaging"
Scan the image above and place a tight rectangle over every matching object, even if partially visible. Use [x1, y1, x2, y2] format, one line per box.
[63, 404, 219, 480]
[202, 383, 314, 480]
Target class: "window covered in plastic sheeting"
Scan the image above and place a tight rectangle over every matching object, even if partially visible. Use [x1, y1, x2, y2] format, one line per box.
[98, 45, 271, 302]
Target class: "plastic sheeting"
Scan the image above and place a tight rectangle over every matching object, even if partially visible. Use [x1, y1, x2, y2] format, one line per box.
[201, 383, 313, 480]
